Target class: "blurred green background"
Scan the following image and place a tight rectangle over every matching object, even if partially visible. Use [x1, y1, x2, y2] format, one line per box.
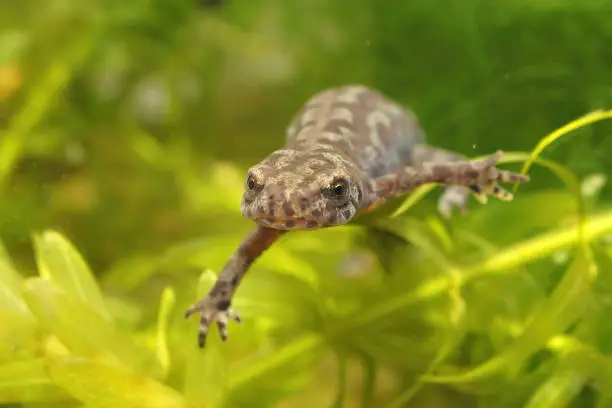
[2, 0, 612, 407]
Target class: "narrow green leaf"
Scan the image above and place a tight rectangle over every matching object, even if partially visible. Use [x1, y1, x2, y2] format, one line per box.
[546, 335, 612, 395]
[0, 358, 67, 404]
[46, 356, 193, 408]
[0, 241, 38, 361]
[229, 333, 322, 391]
[0, 241, 32, 319]
[22, 278, 162, 378]
[0, 240, 22, 295]
[461, 190, 579, 246]
[184, 270, 228, 408]
[331, 354, 347, 408]
[103, 295, 142, 329]
[255, 246, 320, 290]
[0, 28, 93, 189]
[360, 356, 376, 408]
[0, 305, 38, 362]
[156, 286, 175, 377]
[100, 255, 161, 293]
[499, 153, 588, 255]
[516, 109, 612, 193]
[33, 230, 111, 321]
[371, 217, 456, 272]
[524, 370, 585, 408]
[390, 184, 436, 218]
[422, 247, 595, 386]
[386, 328, 465, 408]
[338, 209, 612, 336]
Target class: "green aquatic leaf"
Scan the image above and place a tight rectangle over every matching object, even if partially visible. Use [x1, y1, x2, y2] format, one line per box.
[0, 241, 38, 361]
[524, 370, 586, 408]
[0, 282, 31, 324]
[331, 354, 348, 408]
[279, 227, 356, 254]
[359, 356, 376, 408]
[0, 29, 93, 189]
[225, 334, 319, 408]
[157, 235, 248, 273]
[103, 295, 143, 329]
[0, 240, 22, 295]
[102, 234, 251, 292]
[525, 333, 612, 408]
[229, 333, 322, 392]
[334, 207, 612, 342]
[0, 358, 67, 404]
[156, 286, 175, 377]
[100, 254, 161, 293]
[0, 240, 32, 319]
[253, 246, 321, 291]
[46, 356, 194, 408]
[233, 269, 321, 331]
[460, 190, 579, 246]
[0, 306, 38, 362]
[422, 247, 595, 388]
[371, 216, 456, 272]
[33, 230, 111, 321]
[390, 184, 437, 218]
[547, 335, 612, 394]
[386, 327, 466, 408]
[516, 109, 612, 194]
[22, 278, 162, 378]
[173, 233, 322, 290]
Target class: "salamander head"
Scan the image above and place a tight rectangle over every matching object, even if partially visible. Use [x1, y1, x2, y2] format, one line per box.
[240, 149, 366, 230]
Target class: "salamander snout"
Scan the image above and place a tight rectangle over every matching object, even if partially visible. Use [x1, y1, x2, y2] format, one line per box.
[239, 150, 363, 231]
[241, 186, 332, 230]
[240, 178, 361, 231]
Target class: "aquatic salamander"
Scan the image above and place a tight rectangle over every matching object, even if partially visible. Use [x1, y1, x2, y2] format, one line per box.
[185, 85, 529, 347]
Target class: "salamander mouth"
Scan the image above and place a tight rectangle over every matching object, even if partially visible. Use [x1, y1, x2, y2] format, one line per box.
[250, 214, 323, 230]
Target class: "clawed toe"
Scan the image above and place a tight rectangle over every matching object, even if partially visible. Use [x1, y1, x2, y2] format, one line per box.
[467, 151, 529, 204]
[491, 184, 514, 201]
[468, 185, 489, 204]
[469, 183, 514, 203]
[185, 301, 241, 348]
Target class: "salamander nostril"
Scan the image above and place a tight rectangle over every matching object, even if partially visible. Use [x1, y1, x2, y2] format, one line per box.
[299, 197, 309, 211]
[283, 201, 295, 217]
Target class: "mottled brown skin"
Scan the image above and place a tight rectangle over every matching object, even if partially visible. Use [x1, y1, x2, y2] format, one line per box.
[185, 85, 530, 347]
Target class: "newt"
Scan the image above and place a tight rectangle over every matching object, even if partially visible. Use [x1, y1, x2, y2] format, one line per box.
[185, 85, 529, 347]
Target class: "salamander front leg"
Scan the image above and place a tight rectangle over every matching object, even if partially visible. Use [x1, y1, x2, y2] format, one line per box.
[371, 150, 529, 209]
[185, 226, 284, 347]
[185, 279, 242, 347]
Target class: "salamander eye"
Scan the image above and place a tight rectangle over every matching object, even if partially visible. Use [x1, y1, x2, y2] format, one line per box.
[246, 174, 261, 192]
[325, 177, 350, 204]
[331, 182, 345, 197]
